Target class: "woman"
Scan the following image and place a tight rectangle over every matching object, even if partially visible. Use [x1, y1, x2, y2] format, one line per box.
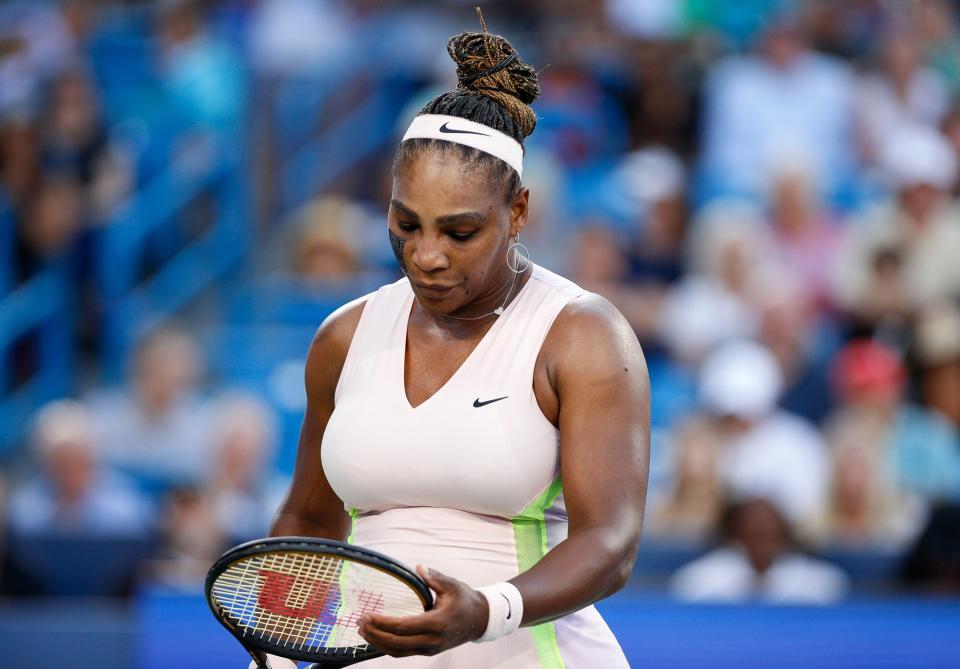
[266, 28, 649, 668]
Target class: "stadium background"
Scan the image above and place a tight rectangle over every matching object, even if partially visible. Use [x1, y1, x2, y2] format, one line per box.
[1, 1, 959, 667]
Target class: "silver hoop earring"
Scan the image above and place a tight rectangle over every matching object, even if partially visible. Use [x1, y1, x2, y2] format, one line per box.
[507, 235, 531, 274]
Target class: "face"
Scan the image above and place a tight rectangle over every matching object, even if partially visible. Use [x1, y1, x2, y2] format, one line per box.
[389, 149, 528, 316]
[135, 335, 199, 414]
[921, 362, 960, 427]
[901, 183, 945, 224]
[45, 441, 95, 502]
[217, 415, 269, 487]
[833, 444, 872, 513]
[732, 500, 787, 573]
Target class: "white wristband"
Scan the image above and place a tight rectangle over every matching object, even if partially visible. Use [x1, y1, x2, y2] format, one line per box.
[474, 581, 524, 643]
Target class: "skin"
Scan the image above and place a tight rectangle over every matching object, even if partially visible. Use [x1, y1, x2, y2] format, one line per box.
[270, 147, 650, 658]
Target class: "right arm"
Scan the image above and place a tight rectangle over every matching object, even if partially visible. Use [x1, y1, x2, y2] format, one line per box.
[269, 299, 367, 539]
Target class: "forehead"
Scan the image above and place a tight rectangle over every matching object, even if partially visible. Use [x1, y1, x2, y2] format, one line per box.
[392, 145, 503, 214]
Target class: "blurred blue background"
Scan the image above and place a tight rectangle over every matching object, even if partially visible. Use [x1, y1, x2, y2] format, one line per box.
[2, 0, 960, 667]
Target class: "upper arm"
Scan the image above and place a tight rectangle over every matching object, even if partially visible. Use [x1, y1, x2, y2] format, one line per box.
[545, 294, 650, 546]
[272, 297, 368, 538]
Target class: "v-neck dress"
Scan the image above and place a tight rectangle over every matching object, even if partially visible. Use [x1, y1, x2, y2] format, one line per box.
[321, 263, 630, 668]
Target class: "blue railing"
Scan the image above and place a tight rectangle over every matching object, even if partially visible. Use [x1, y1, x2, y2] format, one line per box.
[0, 150, 249, 452]
[0, 265, 73, 452]
[281, 83, 401, 214]
[97, 149, 250, 382]
[0, 196, 12, 296]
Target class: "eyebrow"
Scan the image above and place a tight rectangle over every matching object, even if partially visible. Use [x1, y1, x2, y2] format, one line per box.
[391, 199, 486, 227]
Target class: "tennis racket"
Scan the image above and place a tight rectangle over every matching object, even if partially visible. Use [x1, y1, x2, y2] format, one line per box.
[205, 537, 434, 668]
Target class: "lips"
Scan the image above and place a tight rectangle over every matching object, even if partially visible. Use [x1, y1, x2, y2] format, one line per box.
[414, 282, 457, 297]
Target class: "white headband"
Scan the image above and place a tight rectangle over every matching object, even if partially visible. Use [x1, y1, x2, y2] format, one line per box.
[401, 114, 523, 178]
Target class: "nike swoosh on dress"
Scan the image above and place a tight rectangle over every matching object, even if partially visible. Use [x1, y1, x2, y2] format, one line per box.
[473, 396, 509, 408]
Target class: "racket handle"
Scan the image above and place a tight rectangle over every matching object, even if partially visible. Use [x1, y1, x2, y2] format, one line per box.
[246, 648, 270, 669]
[246, 649, 297, 669]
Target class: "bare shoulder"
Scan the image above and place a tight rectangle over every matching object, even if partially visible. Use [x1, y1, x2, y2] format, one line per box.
[542, 292, 648, 389]
[305, 294, 370, 398]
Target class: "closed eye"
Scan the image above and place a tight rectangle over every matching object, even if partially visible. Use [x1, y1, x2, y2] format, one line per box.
[396, 221, 418, 233]
[448, 230, 476, 242]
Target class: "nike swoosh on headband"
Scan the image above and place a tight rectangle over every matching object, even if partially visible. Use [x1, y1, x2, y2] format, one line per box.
[439, 121, 490, 137]
[473, 396, 509, 408]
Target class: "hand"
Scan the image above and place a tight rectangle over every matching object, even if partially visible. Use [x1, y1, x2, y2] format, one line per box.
[357, 566, 489, 657]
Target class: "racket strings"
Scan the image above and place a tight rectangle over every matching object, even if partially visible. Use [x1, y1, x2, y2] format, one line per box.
[211, 551, 425, 654]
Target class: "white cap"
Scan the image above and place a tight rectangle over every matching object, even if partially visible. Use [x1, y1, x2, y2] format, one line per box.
[32, 399, 93, 456]
[699, 340, 783, 419]
[881, 123, 957, 191]
[616, 146, 685, 205]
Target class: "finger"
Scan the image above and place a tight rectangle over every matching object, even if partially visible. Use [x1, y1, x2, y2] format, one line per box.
[358, 624, 441, 658]
[361, 609, 442, 636]
[416, 565, 456, 594]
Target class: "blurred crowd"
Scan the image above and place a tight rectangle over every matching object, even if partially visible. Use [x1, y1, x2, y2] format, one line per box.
[3, 0, 960, 603]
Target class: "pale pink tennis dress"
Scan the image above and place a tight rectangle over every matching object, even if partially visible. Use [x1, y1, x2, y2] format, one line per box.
[321, 264, 630, 668]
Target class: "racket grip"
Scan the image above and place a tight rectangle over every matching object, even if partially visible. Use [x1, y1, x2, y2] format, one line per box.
[246, 650, 297, 669]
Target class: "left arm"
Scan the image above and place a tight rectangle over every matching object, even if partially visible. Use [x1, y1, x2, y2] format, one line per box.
[358, 295, 650, 654]
[512, 294, 650, 623]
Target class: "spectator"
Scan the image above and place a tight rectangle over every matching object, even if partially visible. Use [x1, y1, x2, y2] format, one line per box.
[698, 339, 829, 529]
[699, 11, 855, 205]
[248, 0, 353, 79]
[0, 118, 40, 207]
[854, 30, 949, 168]
[756, 271, 837, 426]
[604, 0, 685, 40]
[613, 146, 688, 286]
[86, 328, 213, 494]
[941, 102, 960, 196]
[658, 201, 769, 364]
[670, 497, 849, 603]
[204, 394, 286, 542]
[833, 124, 960, 330]
[39, 69, 131, 221]
[913, 0, 960, 93]
[766, 160, 841, 311]
[6, 400, 152, 535]
[155, 0, 245, 134]
[149, 485, 225, 591]
[13, 175, 83, 283]
[6, 176, 86, 383]
[814, 417, 925, 549]
[288, 195, 366, 282]
[569, 223, 663, 345]
[912, 301, 960, 430]
[0, 1, 76, 120]
[824, 339, 960, 504]
[648, 414, 724, 541]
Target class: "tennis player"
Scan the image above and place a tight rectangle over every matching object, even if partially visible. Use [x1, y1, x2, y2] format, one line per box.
[263, 26, 650, 668]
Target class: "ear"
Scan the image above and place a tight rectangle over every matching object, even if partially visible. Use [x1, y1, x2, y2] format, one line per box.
[509, 187, 530, 238]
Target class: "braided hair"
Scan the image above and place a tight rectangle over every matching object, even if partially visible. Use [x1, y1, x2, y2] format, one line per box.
[393, 27, 540, 202]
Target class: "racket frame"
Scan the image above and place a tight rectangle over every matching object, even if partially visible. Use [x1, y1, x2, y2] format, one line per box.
[205, 537, 433, 667]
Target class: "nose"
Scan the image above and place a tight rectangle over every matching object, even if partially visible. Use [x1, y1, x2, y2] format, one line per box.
[410, 233, 450, 272]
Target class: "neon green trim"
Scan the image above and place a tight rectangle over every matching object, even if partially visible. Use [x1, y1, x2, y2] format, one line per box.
[512, 478, 566, 669]
[346, 507, 357, 544]
[329, 508, 359, 648]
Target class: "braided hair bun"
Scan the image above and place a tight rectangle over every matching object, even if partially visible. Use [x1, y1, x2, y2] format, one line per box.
[446, 31, 540, 140]
[417, 30, 539, 145]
